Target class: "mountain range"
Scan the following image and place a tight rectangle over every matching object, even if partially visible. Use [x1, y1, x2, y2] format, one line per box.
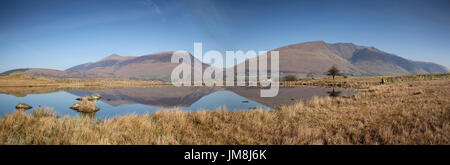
[2, 41, 448, 81]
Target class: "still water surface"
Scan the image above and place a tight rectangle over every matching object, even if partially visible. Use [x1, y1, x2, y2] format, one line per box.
[0, 86, 355, 119]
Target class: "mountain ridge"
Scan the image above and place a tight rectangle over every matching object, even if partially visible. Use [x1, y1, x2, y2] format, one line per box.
[233, 41, 448, 77]
[2, 41, 448, 80]
[66, 51, 209, 81]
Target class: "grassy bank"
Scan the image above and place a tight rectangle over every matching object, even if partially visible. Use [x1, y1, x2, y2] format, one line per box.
[1, 78, 448, 144]
[3, 72, 449, 90]
[0, 72, 169, 88]
[281, 73, 450, 89]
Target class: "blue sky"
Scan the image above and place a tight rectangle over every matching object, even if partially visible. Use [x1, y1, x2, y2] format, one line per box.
[0, 0, 449, 72]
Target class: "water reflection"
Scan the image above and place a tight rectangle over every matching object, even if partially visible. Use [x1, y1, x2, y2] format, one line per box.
[0, 86, 356, 119]
[230, 86, 354, 108]
[68, 86, 355, 109]
[67, 86, 222, 107]
[327, 88, 342, 97]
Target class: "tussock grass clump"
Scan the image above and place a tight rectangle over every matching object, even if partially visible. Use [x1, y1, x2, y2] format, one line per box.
[0, 79, 449, 145]
[79, 98, 98, 112]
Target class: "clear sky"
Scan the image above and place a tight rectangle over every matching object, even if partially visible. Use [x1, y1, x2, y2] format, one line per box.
[0, 0, 449, 72]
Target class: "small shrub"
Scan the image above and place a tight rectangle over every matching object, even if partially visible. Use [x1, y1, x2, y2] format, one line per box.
[283, 75, 297, 81]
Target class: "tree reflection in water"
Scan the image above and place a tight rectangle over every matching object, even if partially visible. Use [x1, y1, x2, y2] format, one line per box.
[327, 88, 342, 97]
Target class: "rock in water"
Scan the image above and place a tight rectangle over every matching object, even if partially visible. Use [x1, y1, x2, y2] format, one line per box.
[70, 103, 81, 110]
[70, 99, 100, 113]
[90, 93, 102, 100]
[76, 94, 102, 101]
[16, 103, 32, 111]
[76, 96, 89, 101]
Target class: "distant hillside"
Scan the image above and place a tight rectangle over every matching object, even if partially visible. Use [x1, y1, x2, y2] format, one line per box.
[3, 41, 448, 81]
[234, 41, 448, 77]
[66, 51, 209, 81]
[1, 68, 116, 79]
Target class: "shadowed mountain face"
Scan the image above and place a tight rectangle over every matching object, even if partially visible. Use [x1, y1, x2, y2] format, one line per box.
[234, 41, 448, 76]
[349, 48, 426, 75]
[414, 61, 449, 73]
[68, 86, 222, 107]
[66, 51, 209, 81]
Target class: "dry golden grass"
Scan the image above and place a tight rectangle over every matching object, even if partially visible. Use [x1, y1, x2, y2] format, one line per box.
[0, 79, 449, 145]
[282, 73, 450, 89]
[75, 97, 99, 112]
[0, 86, 140, 97]
[0, 72, 169, 88]
[3, 72, 448, 90]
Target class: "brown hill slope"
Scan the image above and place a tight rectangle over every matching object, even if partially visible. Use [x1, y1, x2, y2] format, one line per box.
[66, 51, 209, 81]
[270, 41, 363, 74]
[0, 68, 117, 79]
[233, 41, 448, 77]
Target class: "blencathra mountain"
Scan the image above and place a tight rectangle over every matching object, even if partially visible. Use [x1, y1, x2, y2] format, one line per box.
[2, 41, 448, 81]
[235, 41, 448, 77]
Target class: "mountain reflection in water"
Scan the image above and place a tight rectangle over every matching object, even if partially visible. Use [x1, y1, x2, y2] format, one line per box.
[0, 86, 356, 119]
[68, 86, 355, 109]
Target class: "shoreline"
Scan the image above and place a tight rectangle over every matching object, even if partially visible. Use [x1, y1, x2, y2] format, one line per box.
[1, 78, 448, 144]
[1, 72, 448, 88]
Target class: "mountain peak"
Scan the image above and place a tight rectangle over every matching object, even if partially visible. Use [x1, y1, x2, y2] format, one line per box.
[143, 51, 176, 56]
[278, 40, 328, 50]
[100, 54, 121, 61]
[299, 40, 327, 46]
[332, 42, 357, 46]
[99, 54, 136, 62]
[309, 40, 326, 44]
[108, 54, 121, 57]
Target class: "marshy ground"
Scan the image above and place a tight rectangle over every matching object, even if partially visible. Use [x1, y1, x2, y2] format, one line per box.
[0, 76, 448, 144]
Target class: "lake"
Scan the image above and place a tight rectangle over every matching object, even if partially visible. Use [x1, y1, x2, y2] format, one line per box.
[0, 86, 356, 119]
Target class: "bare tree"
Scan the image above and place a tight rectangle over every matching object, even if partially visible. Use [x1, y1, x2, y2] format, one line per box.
[327, 66, 340, 80]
